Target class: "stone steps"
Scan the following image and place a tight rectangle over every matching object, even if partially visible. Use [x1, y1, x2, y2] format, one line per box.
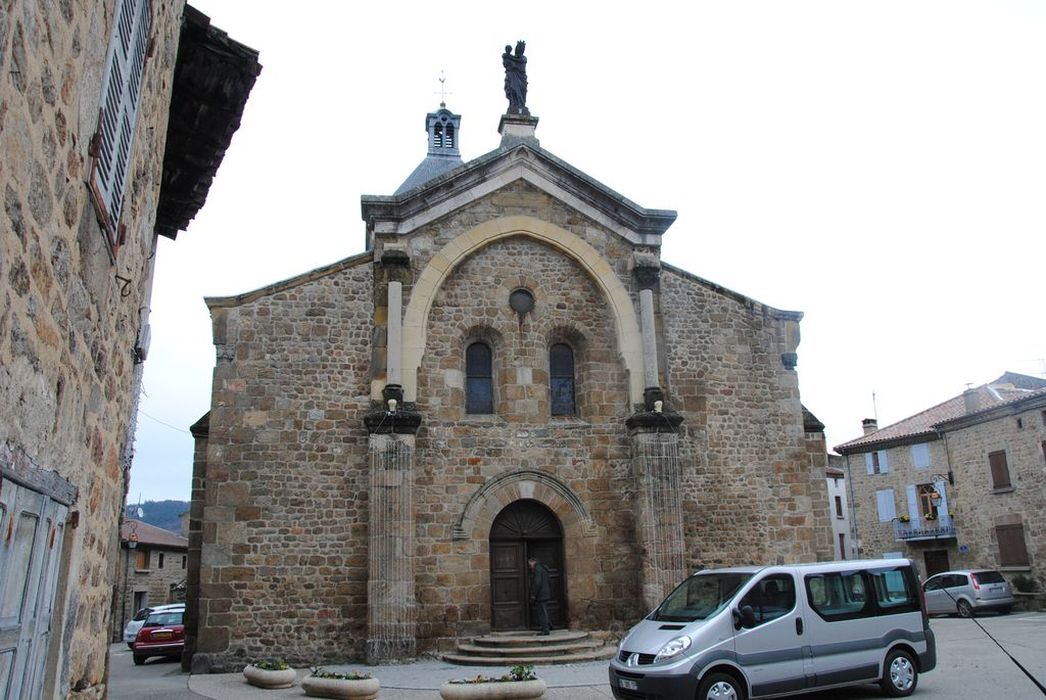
[442, 630, 616, 666]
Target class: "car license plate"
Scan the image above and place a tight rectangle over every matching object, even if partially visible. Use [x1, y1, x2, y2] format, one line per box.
[619, 678, 638, 690]
[153, 631, 172, 640]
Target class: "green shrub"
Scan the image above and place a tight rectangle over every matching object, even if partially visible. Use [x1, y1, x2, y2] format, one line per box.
[1011, 574, 1036, 593]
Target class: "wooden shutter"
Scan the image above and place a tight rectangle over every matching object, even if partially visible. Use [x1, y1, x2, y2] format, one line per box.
[89, 0, 152, 252]
[876, 489, 896, 522]
[988, 450, 1011, 489]
[905, 484, 921, 526]
[878, 450, 890, 473]
[865, 452, 874, 475]
[996, 524, 1029, 567]
[934, 480, 950, 527]
[911, 443, 930, 470]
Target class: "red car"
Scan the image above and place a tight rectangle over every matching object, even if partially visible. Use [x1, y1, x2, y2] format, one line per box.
[132, 608, 185, 665]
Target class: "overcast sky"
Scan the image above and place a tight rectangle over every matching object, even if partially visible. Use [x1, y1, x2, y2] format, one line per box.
[126, 0, 1046, 505]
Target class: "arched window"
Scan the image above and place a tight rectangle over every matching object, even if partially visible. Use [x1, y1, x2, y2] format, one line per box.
[466, 342, 494, 414]
[549, 343, 575, 416]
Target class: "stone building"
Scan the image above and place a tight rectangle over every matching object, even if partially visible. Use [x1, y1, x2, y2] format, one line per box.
[111, 520, 189, 643]
[186, 101, 833, 672]
[836, 372, 1046, 590]
[0, 2, 257, 696]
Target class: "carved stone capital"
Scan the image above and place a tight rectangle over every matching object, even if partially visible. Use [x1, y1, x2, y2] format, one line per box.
[632, 253, 661, 290]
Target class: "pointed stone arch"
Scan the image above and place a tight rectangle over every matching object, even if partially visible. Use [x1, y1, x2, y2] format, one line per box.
[400, 215, 644, 404]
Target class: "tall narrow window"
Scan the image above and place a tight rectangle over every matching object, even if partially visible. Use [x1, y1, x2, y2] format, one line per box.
[549, 343, 576, 416]
[988, 450, 1011, 489]
[834, 495, 843, 518]
[466, 342, 493, 414]
[838, 533, 846, 560]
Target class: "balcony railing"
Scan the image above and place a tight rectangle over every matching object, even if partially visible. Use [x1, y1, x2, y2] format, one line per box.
[893, 520, 956, 541]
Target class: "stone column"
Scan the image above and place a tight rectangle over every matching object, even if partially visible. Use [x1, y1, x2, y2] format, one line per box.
[628, 255, 686, 611]
[387, 280, 402, 387]
[633, 256, 664, 410]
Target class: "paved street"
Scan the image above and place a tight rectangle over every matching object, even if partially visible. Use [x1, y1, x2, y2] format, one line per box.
[109, 612, 1046, 699]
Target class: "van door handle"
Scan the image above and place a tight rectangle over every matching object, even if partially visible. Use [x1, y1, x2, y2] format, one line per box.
[795, 618, 804, 636]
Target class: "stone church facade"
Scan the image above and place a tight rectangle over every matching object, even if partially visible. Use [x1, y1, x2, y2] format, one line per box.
[186, 107, 832, 671]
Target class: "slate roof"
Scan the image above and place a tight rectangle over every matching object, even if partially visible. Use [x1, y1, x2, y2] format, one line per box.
[121, 519, 188, 549]
[834, 372, 1046, 454]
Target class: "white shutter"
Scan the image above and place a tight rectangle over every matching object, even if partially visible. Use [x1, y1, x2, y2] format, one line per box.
[935, 480, 950, 527]
[905, 485, 921, 526]
[865, 452, 874, 475]
[90, 0, 151, 248]
[911, 443, 930, 470]
[879, 450, 890, 473]
[876, 489, 896, 522]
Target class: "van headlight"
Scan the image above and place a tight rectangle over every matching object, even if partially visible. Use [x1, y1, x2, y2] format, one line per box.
[654, 635, 692, 662]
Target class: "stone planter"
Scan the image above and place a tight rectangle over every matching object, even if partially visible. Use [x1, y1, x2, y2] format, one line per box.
[242, 664, 297, 689]
[439, 678, 546, 699]
[302, 674, 380, 699]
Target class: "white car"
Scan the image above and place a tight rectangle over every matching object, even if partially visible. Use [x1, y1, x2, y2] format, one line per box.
[123, 603, 184, 646]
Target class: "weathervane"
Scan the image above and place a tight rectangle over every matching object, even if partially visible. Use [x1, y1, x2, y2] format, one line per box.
[436, 69, 452, 108]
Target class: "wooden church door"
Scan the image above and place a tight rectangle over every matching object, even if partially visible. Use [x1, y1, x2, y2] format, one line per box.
[489, 500, 566, 631]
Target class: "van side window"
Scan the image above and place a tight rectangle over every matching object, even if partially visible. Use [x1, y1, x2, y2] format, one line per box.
[806, 567, 919, 620]
[868, 568, 918, 612]
[805, 571, 871, 620]
[737, 574, 796, 626]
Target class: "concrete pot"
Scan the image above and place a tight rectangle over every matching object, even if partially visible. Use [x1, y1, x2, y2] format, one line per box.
[302, 674, 380, 699]
[242, 665, 297, 689]
[439, 678, 546, 699]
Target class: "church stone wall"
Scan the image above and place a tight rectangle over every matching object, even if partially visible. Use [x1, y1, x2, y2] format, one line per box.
[412, 234, 634, 647]
[660, 268, 830, 568]
[1, 1, 184, 695]
[196, 260, 374, 669]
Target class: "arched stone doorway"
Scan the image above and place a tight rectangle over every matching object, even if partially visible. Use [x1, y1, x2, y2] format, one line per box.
[489, 499, 567, 631]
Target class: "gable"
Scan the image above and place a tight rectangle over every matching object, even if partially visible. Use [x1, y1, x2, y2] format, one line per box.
[361, 142, 676, 248]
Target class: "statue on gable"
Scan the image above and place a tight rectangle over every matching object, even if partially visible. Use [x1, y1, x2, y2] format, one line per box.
[502, 40, 529, 115]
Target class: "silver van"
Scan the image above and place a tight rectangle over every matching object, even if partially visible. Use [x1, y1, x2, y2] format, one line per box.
[609, 559, 935, 699]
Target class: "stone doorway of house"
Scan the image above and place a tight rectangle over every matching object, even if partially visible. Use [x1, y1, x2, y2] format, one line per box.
[489, 499, 567, 631]
[924, 549, 951, 577]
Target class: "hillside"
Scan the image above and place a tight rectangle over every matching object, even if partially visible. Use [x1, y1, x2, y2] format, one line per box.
[124, 500, 189, 535]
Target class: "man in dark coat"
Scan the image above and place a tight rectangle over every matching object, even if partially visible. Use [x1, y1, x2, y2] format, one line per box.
[528, 556, 551, 635]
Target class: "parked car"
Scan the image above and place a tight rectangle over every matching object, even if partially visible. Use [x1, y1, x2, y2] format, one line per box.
[123, 603, 185, 647]
[922, 569, 1014, 617]
[132, 608, 186, 665]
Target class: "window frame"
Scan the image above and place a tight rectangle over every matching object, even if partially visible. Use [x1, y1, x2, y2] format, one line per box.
[549, 342, 576, 416]
[465, 341, 494, 415]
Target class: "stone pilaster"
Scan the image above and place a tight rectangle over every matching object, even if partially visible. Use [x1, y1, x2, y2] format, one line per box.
[627, 409, 686, 612]
[364, 405, 421, 663]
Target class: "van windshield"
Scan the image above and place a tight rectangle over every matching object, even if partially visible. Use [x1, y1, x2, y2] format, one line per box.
[651, 572, 752, 622]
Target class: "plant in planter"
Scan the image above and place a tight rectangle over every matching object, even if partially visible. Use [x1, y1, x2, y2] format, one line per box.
[242, 659, 297, 689]
[440, 664, 546, 700]
[1011, 574, 1036, 593]
[302, 667, 379, 699]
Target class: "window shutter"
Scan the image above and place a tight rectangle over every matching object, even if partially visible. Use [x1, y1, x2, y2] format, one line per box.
[905, 485, 921, 526]
[911, 443, 930, 470]
[988, 450, 1011, 489]
[879, 450, 890, 473]
[934, 479, 950, 527]
[876, 489, 896, 522]
[865, 452, 874, 475]
[89, 0, 152, 251]
[996, 524, 1029, 567]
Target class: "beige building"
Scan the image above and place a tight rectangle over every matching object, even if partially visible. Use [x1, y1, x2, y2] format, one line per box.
[112, 520, 189, 642]
[0, 2, 257, 696]
[186, 99, 833, 672]
[826, 455, 856, 561]
[836, 372, 1046, 591]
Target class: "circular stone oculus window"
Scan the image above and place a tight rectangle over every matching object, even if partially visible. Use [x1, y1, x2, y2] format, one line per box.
[509, 288, 535, 315]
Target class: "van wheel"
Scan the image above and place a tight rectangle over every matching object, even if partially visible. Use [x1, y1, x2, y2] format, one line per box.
[697, 672, 745, 700]
[132, 654, 146, 666]
[880, 648, 918, 697]
[956, 599, 974, 618]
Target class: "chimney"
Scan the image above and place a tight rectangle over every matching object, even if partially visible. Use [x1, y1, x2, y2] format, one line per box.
[862, 418, 878, 435]
[963, 388, 981, 414]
